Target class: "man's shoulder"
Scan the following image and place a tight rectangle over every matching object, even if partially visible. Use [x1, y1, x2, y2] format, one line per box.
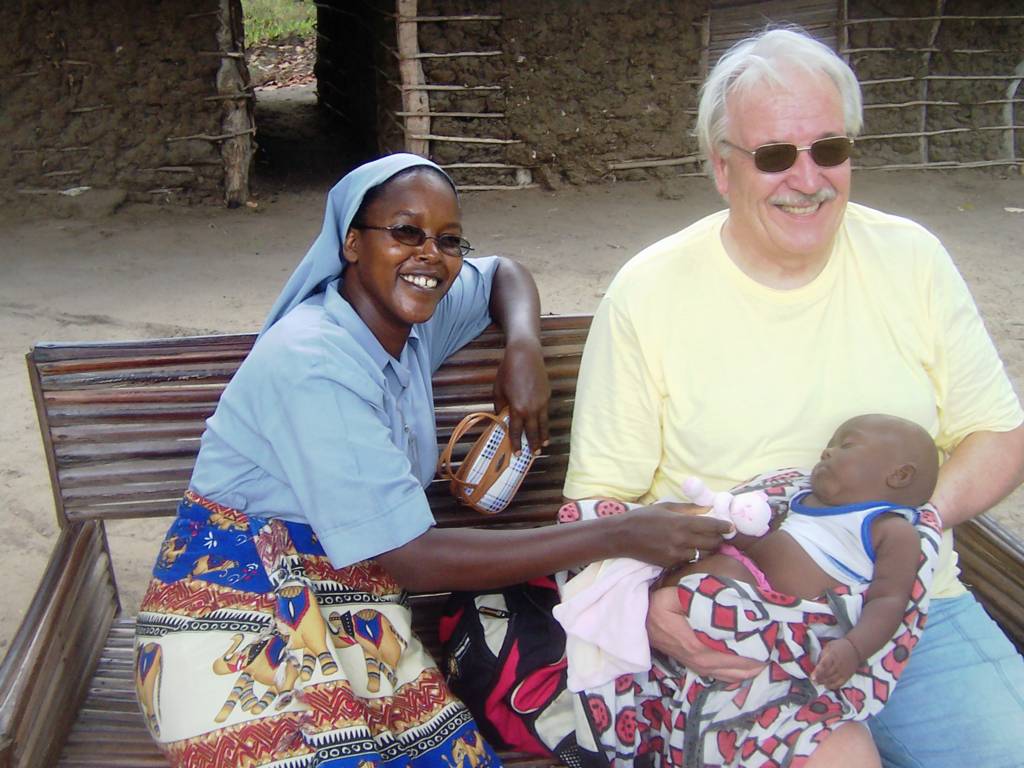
[842, 202, 949, 278]
[844, 202, 939, 242]
[612, 210, 728, 289]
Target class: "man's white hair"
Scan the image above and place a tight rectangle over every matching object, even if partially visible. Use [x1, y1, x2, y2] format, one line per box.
[695, 27, 863, 174]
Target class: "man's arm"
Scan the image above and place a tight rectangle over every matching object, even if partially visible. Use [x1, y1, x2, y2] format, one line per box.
[929, 424, 1024, 528]
[812, 515, 921, 689]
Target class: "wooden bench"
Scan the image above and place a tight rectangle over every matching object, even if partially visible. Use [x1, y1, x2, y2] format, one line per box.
[1, 314, 1022, 768]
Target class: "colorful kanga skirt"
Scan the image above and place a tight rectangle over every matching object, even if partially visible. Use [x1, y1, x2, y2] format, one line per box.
[135, 491, 501, 768]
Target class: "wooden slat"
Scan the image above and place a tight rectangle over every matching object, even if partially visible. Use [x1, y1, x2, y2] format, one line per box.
[35, 349, 250, 376]
[60, 458, 197, 486]
[0, 521, 118, 768]
[40, 365, 242, 391]
[46, 405, 219, 427]
[56, 440, 201, 464]
[44, 386, 227, 404]
[59, 454, 572, 511]
[954, 516, 1024, 654]
[31, 334, 255, 362]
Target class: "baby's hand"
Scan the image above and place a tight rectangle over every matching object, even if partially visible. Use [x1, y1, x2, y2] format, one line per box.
[811, 637, 860, 689]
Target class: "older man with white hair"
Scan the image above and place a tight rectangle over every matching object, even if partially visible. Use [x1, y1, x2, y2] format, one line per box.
[565, 26, 1024, 768]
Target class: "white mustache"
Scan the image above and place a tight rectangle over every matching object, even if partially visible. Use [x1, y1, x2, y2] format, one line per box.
[769, 188, 837, 207]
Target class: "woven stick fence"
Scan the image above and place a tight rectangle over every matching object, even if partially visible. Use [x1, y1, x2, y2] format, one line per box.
[602, 2, 1023, 176]
[11, 2, 254, 203]
[315, 2, 1021, 186]
[839, 0, 1023, 171]
[389, 0, 534, 191]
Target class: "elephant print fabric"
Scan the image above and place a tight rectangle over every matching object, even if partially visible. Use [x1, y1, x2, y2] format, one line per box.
[558, 470, 943, 768]
[135, 491, 500, 768]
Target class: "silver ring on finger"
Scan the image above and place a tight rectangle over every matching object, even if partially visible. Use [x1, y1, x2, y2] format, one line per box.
[688, 548, 701, 564]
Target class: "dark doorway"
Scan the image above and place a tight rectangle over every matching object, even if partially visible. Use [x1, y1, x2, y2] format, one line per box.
[243, 0, 384, 191]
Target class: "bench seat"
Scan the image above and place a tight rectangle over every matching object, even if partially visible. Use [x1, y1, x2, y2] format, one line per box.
[1, 314, 1021, 768]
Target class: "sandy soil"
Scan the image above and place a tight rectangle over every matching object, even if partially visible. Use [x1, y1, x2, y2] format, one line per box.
[1, 167, 1022, 659]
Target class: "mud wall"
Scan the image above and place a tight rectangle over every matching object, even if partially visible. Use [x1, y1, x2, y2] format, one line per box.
[848, 0, 1024, 167]
[404, 0, 505, 186]
[411, 0, 706, 185]
[0, 1, 231, 204]
[403, 0, 1022, 184]
[4, 1, 1016, 203]
[502, 0, 706, 184]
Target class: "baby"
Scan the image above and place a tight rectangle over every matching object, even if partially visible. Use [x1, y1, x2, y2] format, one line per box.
[673, 413, 939, 688]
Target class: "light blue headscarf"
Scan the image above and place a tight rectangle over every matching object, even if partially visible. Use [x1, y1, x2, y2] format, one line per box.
[260, 153, 454, 336]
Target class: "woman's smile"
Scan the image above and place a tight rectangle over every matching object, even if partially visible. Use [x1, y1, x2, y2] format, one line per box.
[400, 273, 441, 290]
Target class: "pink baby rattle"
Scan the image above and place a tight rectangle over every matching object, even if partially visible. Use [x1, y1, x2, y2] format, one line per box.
[681, 477, 771, 539]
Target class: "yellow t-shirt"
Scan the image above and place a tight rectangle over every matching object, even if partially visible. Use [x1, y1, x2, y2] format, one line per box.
[564, 202, 1023, 598]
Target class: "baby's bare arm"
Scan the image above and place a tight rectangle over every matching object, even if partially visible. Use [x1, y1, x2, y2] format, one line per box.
[813, 515, 920, 688]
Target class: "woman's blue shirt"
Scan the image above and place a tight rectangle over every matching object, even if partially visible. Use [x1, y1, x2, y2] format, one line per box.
[189, 256, 499, 567]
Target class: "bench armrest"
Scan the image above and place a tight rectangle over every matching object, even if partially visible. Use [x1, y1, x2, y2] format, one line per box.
[954, 515, 1024, 653]
[0, 521, 119, 768]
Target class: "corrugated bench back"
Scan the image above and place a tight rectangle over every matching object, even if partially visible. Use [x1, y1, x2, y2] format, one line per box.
[30, 316, 591, 529]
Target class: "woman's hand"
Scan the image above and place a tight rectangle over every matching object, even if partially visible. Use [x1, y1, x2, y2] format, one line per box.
[494, 336, 551, 453]
[618, 502, 731, 568]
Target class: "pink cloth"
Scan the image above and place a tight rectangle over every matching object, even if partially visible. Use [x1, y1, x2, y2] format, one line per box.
[718, 542, 774, 592]
[553, 558, 662, 691]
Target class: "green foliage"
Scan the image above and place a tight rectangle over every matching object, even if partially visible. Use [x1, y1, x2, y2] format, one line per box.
[242, 0, 315, 45]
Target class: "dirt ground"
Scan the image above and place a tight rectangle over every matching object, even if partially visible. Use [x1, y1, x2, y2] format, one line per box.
[1, 165, 1023, 659]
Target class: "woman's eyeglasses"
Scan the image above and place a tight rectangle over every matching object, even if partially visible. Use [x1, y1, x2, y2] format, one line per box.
[720, 136, 855, 173]
[354, 223, 474, 258]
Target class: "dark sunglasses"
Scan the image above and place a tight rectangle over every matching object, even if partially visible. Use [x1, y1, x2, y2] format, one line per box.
[353, 223, 474, 258]
[720, 136, 855, 173]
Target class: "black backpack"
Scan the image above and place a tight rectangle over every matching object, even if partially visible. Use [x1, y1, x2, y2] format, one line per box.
[439, 576, 583, 767]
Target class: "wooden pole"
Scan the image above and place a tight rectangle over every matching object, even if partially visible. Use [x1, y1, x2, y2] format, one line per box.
[699, 12, 711, 81]
[918, 1, 944, 165]
[217, 0, 255, 207]
[397, 0, 430, 157]
[410, 134, 520, 144]
[1006, 60, 1024, 162]
[839, 0, 849, 65]
[858, 127, 970, 140]
[841, 15, 1024, 25]
[607, 155, 702, 171]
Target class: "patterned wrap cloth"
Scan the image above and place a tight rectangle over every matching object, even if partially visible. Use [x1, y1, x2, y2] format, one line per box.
[134, 491, 500, 768]
[557, 470, 943, 768]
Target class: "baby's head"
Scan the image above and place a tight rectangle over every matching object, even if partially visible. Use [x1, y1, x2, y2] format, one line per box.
[810, 414, 939, 507]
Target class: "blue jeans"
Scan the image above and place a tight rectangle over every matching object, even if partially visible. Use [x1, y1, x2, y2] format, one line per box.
[869, 592, 1024, 767]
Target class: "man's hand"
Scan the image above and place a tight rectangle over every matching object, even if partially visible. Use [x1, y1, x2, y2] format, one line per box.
[646, 585, 764, 683]
[812, 636, 860, 689]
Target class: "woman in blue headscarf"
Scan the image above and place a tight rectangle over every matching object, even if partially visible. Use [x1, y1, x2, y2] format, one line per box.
[133, 154, 729, 768]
